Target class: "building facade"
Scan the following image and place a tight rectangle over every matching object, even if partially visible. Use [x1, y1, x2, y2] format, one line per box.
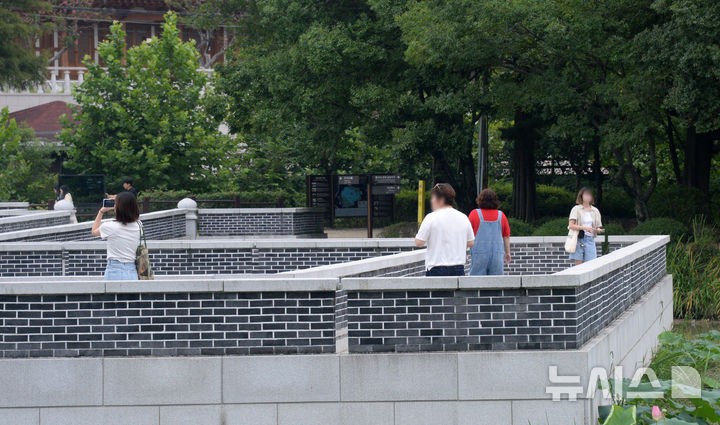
[2, 0, 226, 129]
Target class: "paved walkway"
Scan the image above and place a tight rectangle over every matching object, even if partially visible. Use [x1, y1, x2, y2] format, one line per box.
[325, 228, 385, 238]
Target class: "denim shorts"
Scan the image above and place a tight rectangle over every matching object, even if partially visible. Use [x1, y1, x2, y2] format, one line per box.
[569, 234, 597, 262]
[104, 260, 139, 281]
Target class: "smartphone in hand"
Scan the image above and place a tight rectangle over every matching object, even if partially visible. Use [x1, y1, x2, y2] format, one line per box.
[102, 198, 115, 208]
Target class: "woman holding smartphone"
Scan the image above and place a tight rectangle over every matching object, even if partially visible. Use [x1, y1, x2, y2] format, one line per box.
[568, 187, 605, 265]
[91, 192, 141, 280]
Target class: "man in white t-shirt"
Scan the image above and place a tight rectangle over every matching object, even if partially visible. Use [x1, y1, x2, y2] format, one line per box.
[415, 183, 475, 276]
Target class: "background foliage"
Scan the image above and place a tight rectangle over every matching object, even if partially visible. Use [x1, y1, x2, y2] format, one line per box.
[60, 13, 237, 193]
[0, 108, 55, 203]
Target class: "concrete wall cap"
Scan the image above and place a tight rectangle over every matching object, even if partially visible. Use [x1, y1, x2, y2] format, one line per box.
[0, 202, 29, 208]
[285, 249, 425, 278]
[340, 276, 459, 291]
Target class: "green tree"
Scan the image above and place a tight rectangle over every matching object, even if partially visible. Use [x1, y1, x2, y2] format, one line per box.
[61, 12, 236, 192]
[0, 108, 55, 202]
[633, 0, 720, 195]
[0, 0, 49, 89]
[216, 1, 405, 178]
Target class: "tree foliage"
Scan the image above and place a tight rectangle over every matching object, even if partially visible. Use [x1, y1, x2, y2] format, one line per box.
[0, 0, 48, 89]
[60, 13, 236, 192]
[0, 108, 55, 203]
[168, 1, 720, 219]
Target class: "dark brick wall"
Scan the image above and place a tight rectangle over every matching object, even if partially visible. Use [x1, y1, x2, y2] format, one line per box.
[346, 241, 630, 279]
[504, 241, 627, 275]
[0, 215, 71, 234]
[1, 214, 186, 242]
[346, 246, 667, 353]
[0, 251, 64, 276]
[0, 246, 416, 277]
[0, 291, 335, 358]
[197, 210, 324, 236]
[575, 246, 666, 346]
[0, 243, 668, 358]
[0, 241, 632, 278]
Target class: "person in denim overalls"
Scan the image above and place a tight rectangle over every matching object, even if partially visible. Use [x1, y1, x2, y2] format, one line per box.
[468, 189, 511, 276]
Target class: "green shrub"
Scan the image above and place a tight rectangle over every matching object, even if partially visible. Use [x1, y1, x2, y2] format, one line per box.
[531, 217, 569, 236]
[601, 222, 626, 235]
[138, 189, 302, 211]
[507, 218, 535, 236]
[648, 183, 708, 223]
[379, 221, 418, 238]
[394, 189, 430, 223]
[669, 241, 720, 320]
[665, 218, 720, 320]
[493, 181, 513, 213]
[490, 182, 574, 218]
[629, 217, 689, 242]
[536, 185, 575, 217]
[599, 187, 635, 219]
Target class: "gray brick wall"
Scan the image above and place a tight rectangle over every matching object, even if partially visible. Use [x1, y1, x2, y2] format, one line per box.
[344, 241, 631, 278]
[574, 246, 666, 346]
[345, 245, 666, 353]
[3, 214, 186, 243]
[0, 238, 669, 358]
[0, 214, 72, 234]
[0, 241, 631, 278]
[0, 246, 415, 277]
[504, 241, 627, 275]
[0, 291, 335, 358]
[197, 209, 324, 236]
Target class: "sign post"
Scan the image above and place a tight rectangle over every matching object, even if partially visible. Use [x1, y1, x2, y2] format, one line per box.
[306, 174, 401, 237]
[366, 182, 373, 238]
[418, 180, 425, 225]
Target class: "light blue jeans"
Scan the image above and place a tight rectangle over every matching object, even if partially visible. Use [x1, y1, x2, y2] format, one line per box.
[569, 234, 597, 262]
[104, 260, 139, 280]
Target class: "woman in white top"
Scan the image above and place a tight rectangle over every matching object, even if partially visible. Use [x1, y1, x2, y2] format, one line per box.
[568, 187, 604, 265]
[60, 185, 73, 204]
[91, 192, 141, 280]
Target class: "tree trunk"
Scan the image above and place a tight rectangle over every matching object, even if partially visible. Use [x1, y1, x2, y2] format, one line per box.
[685, 125, 715, 195]
[633, 198, 650, 222]
[612, 136, 658, 222]
[665, 115, 683, 184]
[510, 113, 537, 221]
[592, 137, 603, 207]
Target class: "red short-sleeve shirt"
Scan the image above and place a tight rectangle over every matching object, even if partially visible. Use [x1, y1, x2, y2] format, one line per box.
[468, 209, 511, 238]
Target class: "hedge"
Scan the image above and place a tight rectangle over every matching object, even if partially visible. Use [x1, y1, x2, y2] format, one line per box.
[531, 218, 569, 236]
[507, 218, 535, 236]
[138, 189, 303, 211]
[629, 217, 689, 242]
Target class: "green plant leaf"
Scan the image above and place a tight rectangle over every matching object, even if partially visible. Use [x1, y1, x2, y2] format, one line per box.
[602, 405, 636, 425]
